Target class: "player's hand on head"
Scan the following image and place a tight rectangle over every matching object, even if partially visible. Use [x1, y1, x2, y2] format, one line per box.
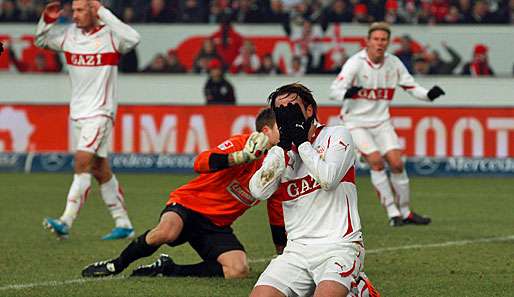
[89, 0, 102, 16]
[427, 85, 445, 101]
[44, 1, 63, 19]
[343, 86, 362, 99]
[232, 132, 269, 165]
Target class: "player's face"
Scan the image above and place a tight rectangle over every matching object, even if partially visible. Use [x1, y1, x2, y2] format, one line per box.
[367, 30, 390, 61]
[72, 0, 95, 29]
[263, 122, 280, 147]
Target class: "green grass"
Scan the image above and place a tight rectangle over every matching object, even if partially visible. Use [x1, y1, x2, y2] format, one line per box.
[0, 173, 513, 297]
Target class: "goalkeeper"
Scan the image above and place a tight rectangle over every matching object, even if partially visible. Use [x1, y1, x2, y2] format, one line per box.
[82, 108, 285, 279]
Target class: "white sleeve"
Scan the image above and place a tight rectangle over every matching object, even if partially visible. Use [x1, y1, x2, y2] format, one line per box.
[329, 57, 360, 101]
[35, 16, 65, 51]
[396, 57, 430, 102]
[98, 7, 140, 54]
[249, 146, 286, 201]
[297, 127, 356, 191]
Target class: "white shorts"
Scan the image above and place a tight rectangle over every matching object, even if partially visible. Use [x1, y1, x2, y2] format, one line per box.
[255, 241, 365, 297]
[71, 116, 113, 158]
[349, 121, 400, 156]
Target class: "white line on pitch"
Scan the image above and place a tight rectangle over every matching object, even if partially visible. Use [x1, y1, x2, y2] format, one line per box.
[1, 235, 513, 291]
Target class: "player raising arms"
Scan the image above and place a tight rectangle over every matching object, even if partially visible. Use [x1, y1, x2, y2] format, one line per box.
[249, 83, 379, 297]
[82, 108, 286, 279]
[329, 22, 445, 227]
[37, 1, 140, 239]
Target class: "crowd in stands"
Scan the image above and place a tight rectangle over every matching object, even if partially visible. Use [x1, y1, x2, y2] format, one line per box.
[1, 0, 514, 25]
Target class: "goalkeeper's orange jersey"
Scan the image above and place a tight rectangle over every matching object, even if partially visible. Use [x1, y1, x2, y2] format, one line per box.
[167, 133, 284, 227]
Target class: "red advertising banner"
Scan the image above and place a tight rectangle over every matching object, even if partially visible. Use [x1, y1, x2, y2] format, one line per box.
[1, 104, 513, 157]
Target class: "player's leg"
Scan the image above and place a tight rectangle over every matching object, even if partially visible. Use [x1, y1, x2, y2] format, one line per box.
[82, 207, 185, 277]
[132, 211, 249, 278]
[314, 281, 349, 297]
[43, 119, 95, 238]
[378, 121, 431, 225]
[91, 157, 134, 240]
[351, 128, 401, 225]
[249, 286, 287, 297]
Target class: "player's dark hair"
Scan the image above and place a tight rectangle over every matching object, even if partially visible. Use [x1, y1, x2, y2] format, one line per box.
[255, 108, 276, 132]
[266, 83, 318, 119]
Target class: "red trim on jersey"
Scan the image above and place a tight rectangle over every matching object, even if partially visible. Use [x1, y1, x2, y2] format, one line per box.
[85, 128, 101, 148]
[343, 195, 354, 237]
[87, 25, 105, 36]
[400, 85, 416, 90]
[100, 70, 112, 107]
[60, 30, 68, 50]
[110, 32, 120, 53]
[64, 52, 121, 67]
[327, 136, 331, 150]
[278, 166, 355, 202]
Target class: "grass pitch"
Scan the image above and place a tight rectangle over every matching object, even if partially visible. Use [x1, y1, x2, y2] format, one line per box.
[0, 173, 513, 297]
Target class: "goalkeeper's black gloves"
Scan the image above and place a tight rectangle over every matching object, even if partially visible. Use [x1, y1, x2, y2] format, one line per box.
[343, 86, 362, 99]
[274, 105, 293, 151]
[274, 103, 310, 147]
[427, 85, 445, 101]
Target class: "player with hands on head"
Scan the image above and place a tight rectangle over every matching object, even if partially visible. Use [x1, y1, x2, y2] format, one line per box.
[249, 83, 380, 297]
[82, 109, 287, 280]
[37, 0, 141, 240]
[329, 22, 443, 227]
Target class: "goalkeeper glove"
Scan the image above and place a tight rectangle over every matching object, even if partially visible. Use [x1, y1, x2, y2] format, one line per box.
[343, 86, 362, 99]
[231, 132, 269, 165]
[427, 85, 445, 101]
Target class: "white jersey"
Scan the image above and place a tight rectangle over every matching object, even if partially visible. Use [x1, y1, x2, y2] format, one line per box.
[250, 125, 362, 245]
[329, 49, 430, 129]
[35, 7, 140, 120]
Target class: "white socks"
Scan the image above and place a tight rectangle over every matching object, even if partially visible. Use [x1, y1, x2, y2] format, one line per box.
[390, 171, 411, 219]
[100, 175, 133, 229]
[61, 173, 92, 227]
[370, 170, 400, 218]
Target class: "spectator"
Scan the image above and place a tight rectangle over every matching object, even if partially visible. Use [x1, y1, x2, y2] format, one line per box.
[323, 47, 349, 74]
[142, 54, 169, 73]
[291, 19, 323, 73]
[121, 6, 138, 23]
[412, 55, 430, 75]
[366, 0, 387, 22]
[320, 0, 353, 32]
[384, 0, 407, 24]
[204, 59, 236, 104]
[261, 0, 291, 34]
[166, 49, 187, 73]
[430, 0, 450, 23]
[464, 0, 497, 23]
[193, 38, 223, 73]
[353, 3, 372, 23]
[211, 16, 244, 66]
[257, 53, 282, 74]
[207, 0, 227, 23]
[6, 40, 62, 73]
[417, 2, 435, 24]
[57, 1, 73, 24]
[461, 44, 495, 76]
[16, 0, 38, 22]
[427, 42, 461, 74]
[0, 0, 19, 22]
[231, 0, 261, 23]
[444, 5, 462, 23]
[180, 0, 207, 23]
[142, 0, 176, 23]
[287, 55, 306, 76]
[394, 34, 415, 73]
[230, 40, 261, 74]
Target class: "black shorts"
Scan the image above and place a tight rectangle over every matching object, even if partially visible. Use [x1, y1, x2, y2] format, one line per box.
[160, 203, 245, 261]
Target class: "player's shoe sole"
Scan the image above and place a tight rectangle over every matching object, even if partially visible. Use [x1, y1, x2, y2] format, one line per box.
[43, 217, 69, 240]
[82, 260, 119, 277]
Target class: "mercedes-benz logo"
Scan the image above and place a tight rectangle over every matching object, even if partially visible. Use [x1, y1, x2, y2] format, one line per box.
[40, 154, 67, 171]
[414, 157, 441, 175]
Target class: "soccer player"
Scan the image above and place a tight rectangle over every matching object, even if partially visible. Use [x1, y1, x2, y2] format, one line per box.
[329, 22, 445, 227]
[82, 108, 285, 279]
[249, 83, 379, 297]
[36, 1, 140, 239]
